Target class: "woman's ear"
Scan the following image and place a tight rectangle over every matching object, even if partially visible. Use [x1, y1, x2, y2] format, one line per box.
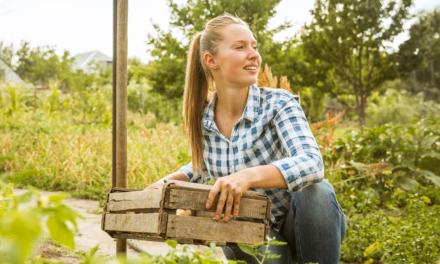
[203, 52, 218, 70]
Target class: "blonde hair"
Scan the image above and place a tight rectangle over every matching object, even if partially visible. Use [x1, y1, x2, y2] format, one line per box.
[183, 14, 248, 175]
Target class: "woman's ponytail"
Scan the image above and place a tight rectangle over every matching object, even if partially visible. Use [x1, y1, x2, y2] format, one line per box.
[183, 15, 248, 176]
[183, 32, 209, 175]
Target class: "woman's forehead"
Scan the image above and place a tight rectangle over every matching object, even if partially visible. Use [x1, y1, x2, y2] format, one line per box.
[220, 24, 257, 43]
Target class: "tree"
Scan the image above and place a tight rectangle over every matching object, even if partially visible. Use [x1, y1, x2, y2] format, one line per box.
[14, 42, 74, 88]
[398, 9, 440, 101]
[0, 42, 14, 68]
[146, 0, 293, 101]
[302, 0, 412, 125]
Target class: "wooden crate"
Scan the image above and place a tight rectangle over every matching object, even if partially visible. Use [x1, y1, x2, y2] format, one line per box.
[101, 180, 271, 245]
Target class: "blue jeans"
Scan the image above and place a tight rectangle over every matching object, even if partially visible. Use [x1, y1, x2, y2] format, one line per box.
[222, 180, 346, 264]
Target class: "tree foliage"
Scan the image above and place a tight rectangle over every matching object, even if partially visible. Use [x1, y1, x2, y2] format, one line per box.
[398, 9, 440, 101]
[146, 0, 294, 100]
[0, 41, 14, 68]
[302, 0, 412, 125]
[14, 42, 73, 87]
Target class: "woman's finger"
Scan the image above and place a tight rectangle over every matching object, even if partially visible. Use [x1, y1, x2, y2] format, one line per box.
[233, 192, 242, 218]
[206, 181, 221, 209]
[223, 192, 234, 222]
[215, 188, 228, 221]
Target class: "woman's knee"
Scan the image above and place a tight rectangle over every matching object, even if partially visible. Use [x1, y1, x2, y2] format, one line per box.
[291, 180, 344, 222]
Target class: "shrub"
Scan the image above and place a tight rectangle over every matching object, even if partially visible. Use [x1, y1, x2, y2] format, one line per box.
[366, 82, 440, 126]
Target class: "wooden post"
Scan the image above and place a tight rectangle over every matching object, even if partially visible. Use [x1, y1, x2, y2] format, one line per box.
[112, 0, 128, 256]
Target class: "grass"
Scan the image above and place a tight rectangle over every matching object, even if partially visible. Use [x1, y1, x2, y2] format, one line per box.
[0, 107, 191, 202]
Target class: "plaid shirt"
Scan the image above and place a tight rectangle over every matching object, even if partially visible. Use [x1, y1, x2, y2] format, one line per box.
[178, 84, 324, 229]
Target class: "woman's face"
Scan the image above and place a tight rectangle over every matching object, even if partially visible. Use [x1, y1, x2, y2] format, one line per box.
[208, 24, 261, 89]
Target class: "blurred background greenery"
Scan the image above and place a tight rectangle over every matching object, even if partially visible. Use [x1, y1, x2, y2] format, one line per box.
[1, 0, 439, 263]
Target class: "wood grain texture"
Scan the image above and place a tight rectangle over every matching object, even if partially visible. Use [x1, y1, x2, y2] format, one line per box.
[107, 187, 162, 212]
[165, 180, 266, 198]
[165, 189, 268, 219]
[166, 215, 266, 244]
[104, 213, 160, 234]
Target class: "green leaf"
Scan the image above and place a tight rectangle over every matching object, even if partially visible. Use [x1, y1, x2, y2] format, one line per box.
[238, 244, 256, 257]
[419, 155, 440, 175]
[363, 241, 382, 258]
[46, 215, 75, 249]
[267, 240, 287, 246]
[420, 170, 440, 187]
[397, 176, 419, 191]
[48, 192, 69, 204]
[266, 253, 282, 260]
[166, 239, 178, 249]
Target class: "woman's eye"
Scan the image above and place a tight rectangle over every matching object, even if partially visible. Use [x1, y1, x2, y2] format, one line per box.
[235, 46, 244, 49]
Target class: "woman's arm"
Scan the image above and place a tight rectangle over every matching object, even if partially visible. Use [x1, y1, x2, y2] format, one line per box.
[145, 171, 190, 189]
[269, 96, 324, 191]
[206, 95, 323, 222]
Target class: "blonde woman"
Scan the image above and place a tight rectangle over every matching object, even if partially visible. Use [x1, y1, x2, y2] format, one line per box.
[148, 14, 346, 264]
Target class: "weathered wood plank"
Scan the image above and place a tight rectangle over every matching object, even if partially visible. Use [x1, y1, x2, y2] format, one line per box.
[107, 187, 162, 212]
[165, 180, 265, 198]
[165, 189, 268, 219]
[166, 215, 266, 244]
[104, 213, 161, 234]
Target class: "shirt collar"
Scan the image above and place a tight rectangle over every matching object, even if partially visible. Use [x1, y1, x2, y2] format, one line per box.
[203, 84, 261, 131]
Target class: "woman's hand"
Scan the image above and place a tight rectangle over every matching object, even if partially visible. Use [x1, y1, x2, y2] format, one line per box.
[205, 169, 252, 222]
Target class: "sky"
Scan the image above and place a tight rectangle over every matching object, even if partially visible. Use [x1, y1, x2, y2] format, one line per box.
[0, 0, 439, 62]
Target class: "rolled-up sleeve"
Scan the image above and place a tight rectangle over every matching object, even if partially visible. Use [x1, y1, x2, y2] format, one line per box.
[178, 162, 195, 181]
[271, 97, 324, 192]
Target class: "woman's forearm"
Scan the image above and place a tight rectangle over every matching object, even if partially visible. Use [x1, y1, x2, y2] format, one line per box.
[164, 171, 190, 182]
[244, 165, 288, 189]
[147, 171, 189, 188]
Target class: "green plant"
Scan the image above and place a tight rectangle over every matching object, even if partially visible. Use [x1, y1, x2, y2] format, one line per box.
[366, 84, 440, 126]
[0, 181, 81, 264]
[323, 119, 440, 262]
[238, 236, 287, 264]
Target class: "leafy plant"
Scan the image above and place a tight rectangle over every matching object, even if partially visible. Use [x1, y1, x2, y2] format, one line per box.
[238, 236, 287, 264]
[0, 181, 82, 264]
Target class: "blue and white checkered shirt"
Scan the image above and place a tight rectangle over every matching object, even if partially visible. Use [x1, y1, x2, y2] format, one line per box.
[178, 84, 324, 229]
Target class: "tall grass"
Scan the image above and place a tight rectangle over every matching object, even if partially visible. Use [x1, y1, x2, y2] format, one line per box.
[0, 86, 190, 201]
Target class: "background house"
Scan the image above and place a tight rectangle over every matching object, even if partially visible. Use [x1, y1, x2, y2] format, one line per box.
[73, 50, 112, 73]
[0, 59, 25, 86]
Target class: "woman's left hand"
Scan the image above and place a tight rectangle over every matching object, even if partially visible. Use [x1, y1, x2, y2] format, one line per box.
[205, 170, 252, 222]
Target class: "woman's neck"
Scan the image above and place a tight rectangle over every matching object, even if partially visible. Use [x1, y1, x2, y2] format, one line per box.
[214, 84, 249, 120]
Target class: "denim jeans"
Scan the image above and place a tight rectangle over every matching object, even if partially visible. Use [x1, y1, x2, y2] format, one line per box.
[222, 179, 346, 264]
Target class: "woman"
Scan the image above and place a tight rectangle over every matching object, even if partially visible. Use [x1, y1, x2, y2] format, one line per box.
[147, 14, 346, 264]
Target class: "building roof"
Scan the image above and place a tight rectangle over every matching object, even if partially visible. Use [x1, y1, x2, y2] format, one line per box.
[0, 59, 25, 85]
[73, 50, 112, 72]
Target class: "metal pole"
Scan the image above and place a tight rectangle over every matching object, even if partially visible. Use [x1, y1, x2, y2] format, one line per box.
[112, 0, 128, 256]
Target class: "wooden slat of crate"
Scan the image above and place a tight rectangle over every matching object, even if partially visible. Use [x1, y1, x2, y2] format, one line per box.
[104, 213, 161, 234]
[165, 189, 268, 219]
[107, 187, 162, 212]
[166, 215, 266, 244]
[166, 180, 266, 198]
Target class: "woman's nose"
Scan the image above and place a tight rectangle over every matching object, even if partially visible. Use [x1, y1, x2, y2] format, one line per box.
[247, 48, 260, 60]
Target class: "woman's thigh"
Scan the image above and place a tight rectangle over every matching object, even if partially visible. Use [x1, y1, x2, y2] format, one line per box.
[281, 179, 346, 264]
